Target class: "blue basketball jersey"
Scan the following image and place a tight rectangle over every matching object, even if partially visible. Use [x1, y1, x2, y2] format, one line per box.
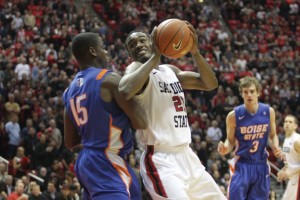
[234, 102, 270, 161]
[63, 67, 133, 157]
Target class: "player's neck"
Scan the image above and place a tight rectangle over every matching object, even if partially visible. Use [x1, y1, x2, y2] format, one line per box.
[285, 131, 294, 138]
[244, 102, 259, 115]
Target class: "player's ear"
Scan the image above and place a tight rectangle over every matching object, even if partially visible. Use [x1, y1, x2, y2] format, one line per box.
[89, 47, 97, 57]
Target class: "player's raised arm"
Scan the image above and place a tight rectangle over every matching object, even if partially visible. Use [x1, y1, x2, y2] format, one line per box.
[171, 22, 218, 91]
[118, 30, 161, 100]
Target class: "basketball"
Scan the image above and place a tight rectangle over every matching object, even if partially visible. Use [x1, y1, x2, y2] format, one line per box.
[156, 19, 193, 59]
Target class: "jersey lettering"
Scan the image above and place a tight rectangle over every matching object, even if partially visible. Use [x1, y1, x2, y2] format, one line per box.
[70, 94, 88, 126]
[174, 115, 188, 127]
[170, 82, 183, 94]
[158, 81, 183, 94]
[240, 124, 268, 134]
[159, 82, 172, 93]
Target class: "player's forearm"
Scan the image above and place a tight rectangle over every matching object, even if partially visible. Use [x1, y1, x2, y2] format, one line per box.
[119, 54, 160, 100]
[192, 51, 218, 91]
[286, 166, 300, 177]
[269, 134, 279, 149]
[224, 139, 235, 154]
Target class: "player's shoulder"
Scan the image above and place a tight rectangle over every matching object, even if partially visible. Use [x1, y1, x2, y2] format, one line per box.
[163, 64, 181, 73]
[294, 134, 300, 153]
[227, 110, 236, 118]
[226, 110, 236, 122]
[101, 71, 121, 89]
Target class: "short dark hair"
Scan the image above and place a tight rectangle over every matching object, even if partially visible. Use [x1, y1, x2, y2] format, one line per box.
[71, 32, 100, 61]
[285, 114, 298, 125]
[125, 30, 150, 52]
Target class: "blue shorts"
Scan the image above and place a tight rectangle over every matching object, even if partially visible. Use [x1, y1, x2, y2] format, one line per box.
[75, 148, 141, 200]
[228, 159, 270, 200]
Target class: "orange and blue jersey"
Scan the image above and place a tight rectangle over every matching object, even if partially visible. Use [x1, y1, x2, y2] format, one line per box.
[228, 102, 271, 200]
[234, 102, 270, 161]
[63, 67, 141, 200]
[63, 67, 133, 157]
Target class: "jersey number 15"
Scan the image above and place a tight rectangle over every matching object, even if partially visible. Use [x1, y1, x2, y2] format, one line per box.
[70, 94, 88, 126]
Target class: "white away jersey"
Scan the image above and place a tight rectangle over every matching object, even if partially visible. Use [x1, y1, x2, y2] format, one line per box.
[135, 65, 191, 148]
[283, 132, 300, 171]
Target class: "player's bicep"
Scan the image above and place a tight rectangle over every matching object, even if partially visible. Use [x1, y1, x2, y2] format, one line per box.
[268, 107, 277, 139]
[102, 72, 148, 129]
[226, 111, 236, 145]
[294, 139, 300, 154]
[113, 91, 148, 130]
[167, 65, 208, 90]
[64, 108, 81, 150]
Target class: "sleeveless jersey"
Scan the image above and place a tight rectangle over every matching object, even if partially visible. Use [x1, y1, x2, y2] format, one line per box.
[283, 132, 300, 171]
[63, 67, 133, 157]
[234, 102, 270, 161]
[135, 65, 191, 148]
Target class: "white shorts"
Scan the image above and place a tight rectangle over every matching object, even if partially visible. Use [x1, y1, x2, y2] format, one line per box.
[282, 173, 300, 200]
[140, 145, 226, 200]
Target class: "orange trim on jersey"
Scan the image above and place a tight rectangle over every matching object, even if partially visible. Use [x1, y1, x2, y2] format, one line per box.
[96, 69, 108, 80]
[105, 150, 132, 199]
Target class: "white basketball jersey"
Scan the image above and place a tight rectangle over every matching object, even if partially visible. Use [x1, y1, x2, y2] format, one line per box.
[283, 132, 300, 171]
[135, 65, 191, 148]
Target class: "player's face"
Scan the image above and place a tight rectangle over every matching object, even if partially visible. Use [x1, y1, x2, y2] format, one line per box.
[241, 84, 259, 105]
[126, 32, 152, 63]
[283, 116, 297, 134]
[95, 37, 110, 67]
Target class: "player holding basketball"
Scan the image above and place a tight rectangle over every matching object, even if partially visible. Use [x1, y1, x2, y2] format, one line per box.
[218, 76, 282, 200]
[119, 22, 226, 199]
[63, 32, 147, 200]
[277, 115, 300, 200]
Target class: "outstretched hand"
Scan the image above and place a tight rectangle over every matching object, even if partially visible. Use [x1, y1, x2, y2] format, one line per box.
[272, 146, 284, 160]
[218, 141, 228, 156]
[184, 21, 199, 56]
[151, 26, 162, 56]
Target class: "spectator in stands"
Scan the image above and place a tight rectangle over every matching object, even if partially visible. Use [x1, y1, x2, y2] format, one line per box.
[207, 120, 223, 146]
[12, 147, 30, 178]
[28, 183, 45, 200]
[0, 162, 7, 182]
[42, 181, 61, 200]
[5, 113, 21, 159]
[47, 119, 62, 151]
[4, 93, 20, 122]
[34, 134, 55, 169]
[7, 180, 28, 200]
[0, 175, 14, 199]
[0, 120, 8, 159]
[14, 57, 30, 81]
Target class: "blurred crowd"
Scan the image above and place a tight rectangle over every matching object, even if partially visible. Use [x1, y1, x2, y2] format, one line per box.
[0, 0, 299, 199]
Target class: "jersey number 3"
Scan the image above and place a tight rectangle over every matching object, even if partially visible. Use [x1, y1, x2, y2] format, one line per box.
[250, 141, 259, 153]
[70, 94, 88, 126]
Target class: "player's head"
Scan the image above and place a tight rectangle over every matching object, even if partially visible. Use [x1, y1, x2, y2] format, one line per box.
[239, 76, 261, 103]
[283, 114, 298, 135]
[72, 32, 110, 69]
[125, 31, 152, 63]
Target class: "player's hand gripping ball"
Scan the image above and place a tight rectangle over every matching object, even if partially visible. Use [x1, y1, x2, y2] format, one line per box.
[156, 19, 193, 59]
